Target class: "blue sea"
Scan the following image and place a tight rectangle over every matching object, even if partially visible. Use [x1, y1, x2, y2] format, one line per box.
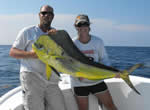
[0, 45, 150, 96]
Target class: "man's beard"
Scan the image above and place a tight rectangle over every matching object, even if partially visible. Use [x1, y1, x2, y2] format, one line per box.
[42, 20, 51, 28]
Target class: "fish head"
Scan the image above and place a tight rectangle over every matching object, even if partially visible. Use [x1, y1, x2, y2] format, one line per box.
[34, 41, 44, 50]
[32, 39, 52, 64]
[33, 35, 55, 55]
[32, 35, 64, 61]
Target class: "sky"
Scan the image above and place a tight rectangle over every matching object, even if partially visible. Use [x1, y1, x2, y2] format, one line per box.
[0, 0, 150, 46]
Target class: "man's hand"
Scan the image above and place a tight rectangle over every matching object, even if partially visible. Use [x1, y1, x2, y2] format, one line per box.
[48, 29, 57, 35]
[30, 49, 38, 58]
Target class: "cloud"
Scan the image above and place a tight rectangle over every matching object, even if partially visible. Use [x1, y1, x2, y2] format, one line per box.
[52, 14, 76, 37]
[0, 14, 77, 45]
[115, 24, 150, 32]
[91, 18, 150, 32]
[0, 14, 38, 45]
[90, 18, 150, 46]
[0, 13, 150, 46]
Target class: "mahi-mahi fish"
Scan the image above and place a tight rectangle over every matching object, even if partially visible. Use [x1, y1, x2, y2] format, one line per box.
[32, 30, 143, 95]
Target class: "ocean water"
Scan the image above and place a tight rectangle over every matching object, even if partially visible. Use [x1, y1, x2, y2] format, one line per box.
[0, 45, 150, 96]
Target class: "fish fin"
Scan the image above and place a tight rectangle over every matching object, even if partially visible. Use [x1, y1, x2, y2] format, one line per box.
[120, 64, 143, 95]
[46, 64, 52, 80]
[52, 56, 64, 59]
[49, 66, 60, 77]
[33, 43, 52, 80]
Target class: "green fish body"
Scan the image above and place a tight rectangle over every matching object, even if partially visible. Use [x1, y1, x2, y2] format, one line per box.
[32, 30, 142, 95]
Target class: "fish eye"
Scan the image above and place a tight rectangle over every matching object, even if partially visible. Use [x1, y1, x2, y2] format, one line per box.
[38, 44, 43, 48]
[34, 43, 43, 49]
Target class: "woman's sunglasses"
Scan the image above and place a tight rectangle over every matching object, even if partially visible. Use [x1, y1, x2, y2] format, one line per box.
[76, 22, 90, 27]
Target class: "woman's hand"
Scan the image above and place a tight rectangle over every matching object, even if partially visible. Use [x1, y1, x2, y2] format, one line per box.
[115, 73, 120, 78]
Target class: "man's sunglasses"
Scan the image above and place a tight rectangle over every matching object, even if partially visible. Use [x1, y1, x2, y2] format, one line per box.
[76, 22, 90, 27]
[40, 11, 54, 16]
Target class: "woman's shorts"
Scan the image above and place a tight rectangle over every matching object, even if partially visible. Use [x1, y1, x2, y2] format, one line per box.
[73, 81, 108, 97]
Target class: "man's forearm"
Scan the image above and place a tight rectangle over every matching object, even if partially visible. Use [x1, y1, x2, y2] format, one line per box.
[9, 47, 38, 59]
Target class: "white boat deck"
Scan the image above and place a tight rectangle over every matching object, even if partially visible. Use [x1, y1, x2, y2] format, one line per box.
[0, 75, 150, 110]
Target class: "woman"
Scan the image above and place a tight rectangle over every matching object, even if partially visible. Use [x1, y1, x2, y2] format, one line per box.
[70, 14, 118, 110]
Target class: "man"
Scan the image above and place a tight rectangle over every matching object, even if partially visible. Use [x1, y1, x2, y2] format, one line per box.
[9, 5, 66, 110]
[70, 14, 118, 110]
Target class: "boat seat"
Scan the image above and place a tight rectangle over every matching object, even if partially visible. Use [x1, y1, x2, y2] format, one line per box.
[14, 104, 24, 110]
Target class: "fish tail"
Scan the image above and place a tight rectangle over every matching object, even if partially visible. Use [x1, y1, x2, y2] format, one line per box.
[126, 63, 144, 73]
[120, 63, 143, 95]
[121, 73, 141, 95]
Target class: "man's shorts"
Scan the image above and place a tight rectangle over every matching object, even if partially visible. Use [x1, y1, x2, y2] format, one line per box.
[20, 72, 67, 110]
[73, 81, 108, 96]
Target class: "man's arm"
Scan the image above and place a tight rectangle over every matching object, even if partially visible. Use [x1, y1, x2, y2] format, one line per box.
[9, 47, 38, 59]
